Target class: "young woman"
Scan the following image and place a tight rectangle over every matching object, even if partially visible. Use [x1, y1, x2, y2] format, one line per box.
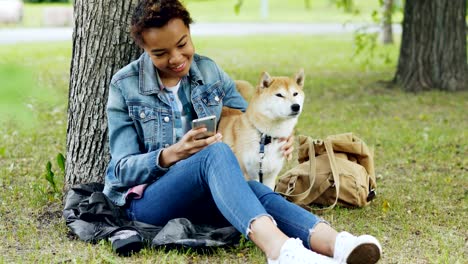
[103, 1, 382, 263]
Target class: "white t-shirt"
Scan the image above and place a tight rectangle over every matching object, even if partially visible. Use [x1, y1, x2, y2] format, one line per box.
[165, 81, 190, 134]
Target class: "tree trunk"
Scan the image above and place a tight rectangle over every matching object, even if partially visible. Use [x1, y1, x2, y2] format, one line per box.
[394, 0, 468, 92]
[65, 0, 141, 189]
[381, 0, 393, 44]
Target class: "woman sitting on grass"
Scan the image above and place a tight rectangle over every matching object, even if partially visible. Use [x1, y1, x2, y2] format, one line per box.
[103, 0, 382, 263]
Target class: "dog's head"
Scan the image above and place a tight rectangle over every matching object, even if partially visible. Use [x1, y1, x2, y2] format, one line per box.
[251, 69, 305, 120]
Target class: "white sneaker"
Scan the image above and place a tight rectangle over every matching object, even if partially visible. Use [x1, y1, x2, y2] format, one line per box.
[268, 238, 338, 264]
[333, 232, 382, 264]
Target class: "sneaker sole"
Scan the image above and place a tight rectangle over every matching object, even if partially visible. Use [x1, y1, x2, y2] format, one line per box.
[346, 235, 381, 264]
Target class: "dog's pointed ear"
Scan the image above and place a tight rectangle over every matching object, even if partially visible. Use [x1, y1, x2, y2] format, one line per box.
[295, 69, 305, 88]
[260, 72, 273, 88]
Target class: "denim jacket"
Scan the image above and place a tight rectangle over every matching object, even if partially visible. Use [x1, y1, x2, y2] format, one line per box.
[103, 52, 247, 206]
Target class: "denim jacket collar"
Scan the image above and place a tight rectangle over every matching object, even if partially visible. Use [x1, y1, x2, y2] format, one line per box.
[188, 58, 205, 87]
[138, 53, 163, 95]
[138, 52, 204, 95]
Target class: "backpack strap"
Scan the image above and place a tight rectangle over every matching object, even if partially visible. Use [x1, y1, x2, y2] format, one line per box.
[314, 139, 341, 211]
[276, 136, 317, 204]
[276, 137, 341, 211]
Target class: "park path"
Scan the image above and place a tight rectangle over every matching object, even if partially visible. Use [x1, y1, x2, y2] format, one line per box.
[0, 22, 401, 44]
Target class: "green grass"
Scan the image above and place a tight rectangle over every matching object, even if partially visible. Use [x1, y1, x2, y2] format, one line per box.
[0, 52, 66, 128]
[0, 0, 403, 28]
[0, 35, 467, 263]
[186, 0, 399, 23]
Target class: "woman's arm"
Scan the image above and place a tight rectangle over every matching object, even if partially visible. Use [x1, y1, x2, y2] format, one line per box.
[107, 82, 168, 187]
[218, 67, 248, 111]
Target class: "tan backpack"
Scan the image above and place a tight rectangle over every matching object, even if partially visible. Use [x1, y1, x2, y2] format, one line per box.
[275, 133, 377, 210]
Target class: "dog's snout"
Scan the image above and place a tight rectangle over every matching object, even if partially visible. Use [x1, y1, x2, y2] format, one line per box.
[291, 104, 300, 112]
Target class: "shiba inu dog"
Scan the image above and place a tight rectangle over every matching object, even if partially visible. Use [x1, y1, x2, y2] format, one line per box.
[219, 69, 305, 190]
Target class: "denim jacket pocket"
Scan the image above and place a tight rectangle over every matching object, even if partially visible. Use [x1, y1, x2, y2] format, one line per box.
[198, 81, 225, 106]
[128, 104, 159, 144]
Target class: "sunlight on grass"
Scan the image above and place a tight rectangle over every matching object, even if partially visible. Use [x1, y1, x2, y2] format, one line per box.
[0, 0, 403, 28]
[187, 0, 402, 23]
[0, 63, 59, 129]
[0, 42, 70, 131]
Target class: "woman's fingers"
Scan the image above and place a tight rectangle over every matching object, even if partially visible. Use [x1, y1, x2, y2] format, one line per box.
[280, 134, 295, 160]
[187, 126, 207, 140]
[181, 128, 223, 154]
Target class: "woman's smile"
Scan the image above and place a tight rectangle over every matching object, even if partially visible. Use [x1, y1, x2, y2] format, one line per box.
[171, 61, 186, 73]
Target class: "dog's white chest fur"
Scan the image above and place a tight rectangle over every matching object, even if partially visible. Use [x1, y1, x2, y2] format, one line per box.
[242, 139, 285, 189]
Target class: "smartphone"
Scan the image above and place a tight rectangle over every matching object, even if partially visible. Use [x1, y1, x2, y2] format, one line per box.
[191, 115, 217, 140]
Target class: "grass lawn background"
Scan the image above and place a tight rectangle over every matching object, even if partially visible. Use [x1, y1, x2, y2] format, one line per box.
[0, 34, 466, 263]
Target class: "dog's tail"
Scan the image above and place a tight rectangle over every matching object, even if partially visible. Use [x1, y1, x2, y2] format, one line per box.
[221, 106, 243, 116]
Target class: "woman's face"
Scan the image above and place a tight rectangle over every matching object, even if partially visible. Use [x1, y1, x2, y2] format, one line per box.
[141, 18, 195, 86]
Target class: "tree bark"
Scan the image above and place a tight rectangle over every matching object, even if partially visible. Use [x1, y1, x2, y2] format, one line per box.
[394, 0, 468, 92]
[381, 0, 393, 44]
[65, 0, 141, 189]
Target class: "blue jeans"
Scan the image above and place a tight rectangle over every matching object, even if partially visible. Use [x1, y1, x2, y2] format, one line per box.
[126, 142, 324, 249]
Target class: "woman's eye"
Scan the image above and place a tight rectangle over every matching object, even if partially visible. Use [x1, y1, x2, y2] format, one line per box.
[275, 93, 284, 98]
[178, 42, 187, 48]
[154, 53, 165, 57]
[293, 92, 298, 96]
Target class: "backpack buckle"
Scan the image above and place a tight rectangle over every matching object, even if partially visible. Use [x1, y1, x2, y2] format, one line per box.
[367, 189, 376, 202]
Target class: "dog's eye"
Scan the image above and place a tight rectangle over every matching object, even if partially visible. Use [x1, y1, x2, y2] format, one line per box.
[275, 93, 284, 98]
[293, 92, 298, 96]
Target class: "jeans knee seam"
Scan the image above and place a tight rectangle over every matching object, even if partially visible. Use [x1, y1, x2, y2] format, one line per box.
[308, 220, 330, 250]
[245, 214, 276, 239]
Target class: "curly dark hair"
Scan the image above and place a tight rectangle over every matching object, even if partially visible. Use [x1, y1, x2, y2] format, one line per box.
[130, 0, 193, 47]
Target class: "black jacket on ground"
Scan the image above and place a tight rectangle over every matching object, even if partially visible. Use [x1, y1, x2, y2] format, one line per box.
[63, 183, 241, 249]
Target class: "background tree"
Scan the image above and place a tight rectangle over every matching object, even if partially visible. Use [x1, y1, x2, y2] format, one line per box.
[381, 0, 393, 44]
[335, 0, 466, 91]
[393, 0, 467, 92]
[65, 0, 141, 190]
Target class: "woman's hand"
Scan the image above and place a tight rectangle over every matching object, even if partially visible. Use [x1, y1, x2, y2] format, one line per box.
[159, 127, 223, 168]
[280, 134, 295, 161]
